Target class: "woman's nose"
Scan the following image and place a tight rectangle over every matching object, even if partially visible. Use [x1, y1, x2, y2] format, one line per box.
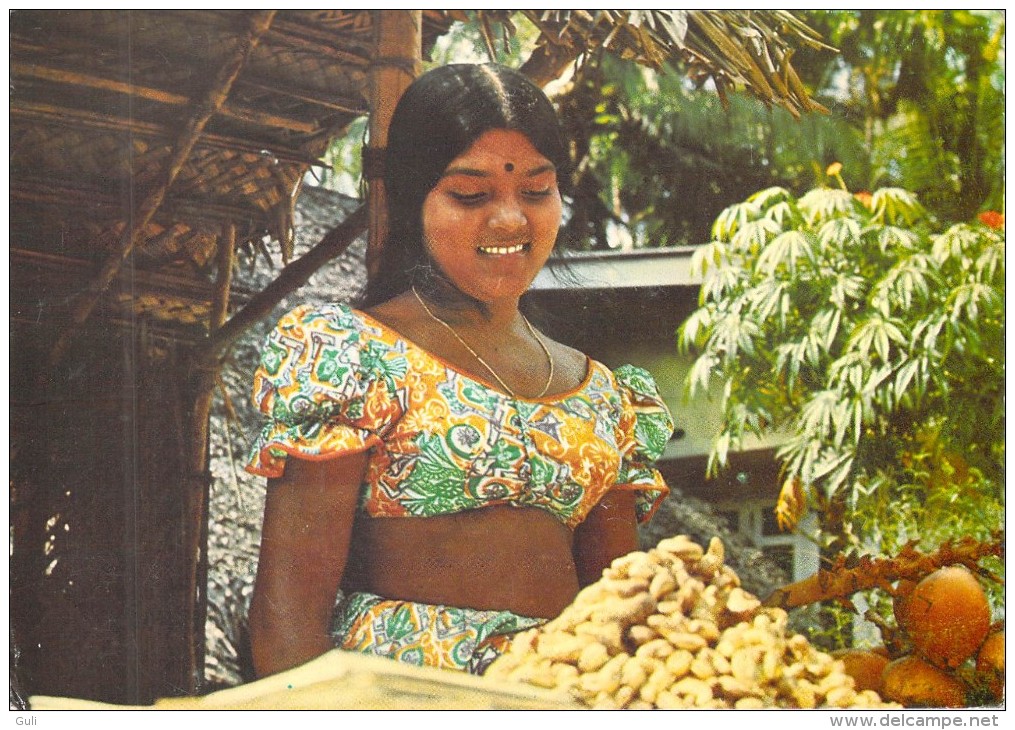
[488, 198, 527, 233]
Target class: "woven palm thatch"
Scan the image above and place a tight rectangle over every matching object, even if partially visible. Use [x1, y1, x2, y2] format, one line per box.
[444, 10, 831, 117]
[9, 10, 452, 346]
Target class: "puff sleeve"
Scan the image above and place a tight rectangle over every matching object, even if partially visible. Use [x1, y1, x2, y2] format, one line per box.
[612, 364, 674, 523]
[245, 304, 406, 478]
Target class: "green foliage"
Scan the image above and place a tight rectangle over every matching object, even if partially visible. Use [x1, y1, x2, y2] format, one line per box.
[797, 10, 1006, 221]
[555, 10, 1004, 250]
[679, 182, 1004, 556]
[315, 117, 367, 198]
[556, 57, 870, 250]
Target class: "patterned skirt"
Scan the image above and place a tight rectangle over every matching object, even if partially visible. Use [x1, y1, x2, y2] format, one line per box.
[331, 592, 545, 675]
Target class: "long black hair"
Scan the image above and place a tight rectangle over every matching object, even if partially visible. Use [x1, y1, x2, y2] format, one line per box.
[360, 64, 571, 307]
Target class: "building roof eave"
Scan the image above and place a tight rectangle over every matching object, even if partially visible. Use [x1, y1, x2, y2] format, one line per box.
[532, 246, 702, 292]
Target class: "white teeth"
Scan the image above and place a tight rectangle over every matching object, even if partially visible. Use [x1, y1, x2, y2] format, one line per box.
[479, 243, 527, 255]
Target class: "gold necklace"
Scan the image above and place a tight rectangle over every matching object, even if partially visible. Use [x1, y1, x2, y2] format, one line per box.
[412, 287, 555, 399]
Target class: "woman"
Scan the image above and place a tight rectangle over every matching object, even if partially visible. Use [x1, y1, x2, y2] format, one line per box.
[245, 64, 674, 679]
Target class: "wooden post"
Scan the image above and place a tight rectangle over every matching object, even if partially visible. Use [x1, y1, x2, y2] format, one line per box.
[182, 223, 236, 693]
[365, 10, 421, 282]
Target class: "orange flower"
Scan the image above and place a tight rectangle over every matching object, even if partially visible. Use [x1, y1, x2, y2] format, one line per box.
[854, 191, 873, 208]
[978, 210, 1004, 230]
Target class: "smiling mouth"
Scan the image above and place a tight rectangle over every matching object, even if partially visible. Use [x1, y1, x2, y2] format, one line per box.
[477, 243, 530, 256]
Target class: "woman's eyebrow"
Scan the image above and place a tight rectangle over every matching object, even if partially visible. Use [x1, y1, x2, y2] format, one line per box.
[441, 163, 557, 178]
[525, 163, 557, 177]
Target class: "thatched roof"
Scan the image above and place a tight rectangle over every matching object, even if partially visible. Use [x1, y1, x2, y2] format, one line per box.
[454, 10, 831, 115]
[10, 11, 451, 347]
[10, 10, 828, 362]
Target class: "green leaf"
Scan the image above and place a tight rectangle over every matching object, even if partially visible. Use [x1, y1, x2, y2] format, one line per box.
[757, 230, 815, 276]
[932, 223, 982, 265]
[731, 217, 783, 254]
[690, 240, 730, 279]
[870, 187, 926, 226]
[747, 186, 794, 208]
[829, 351, 867, 395]
[764, 200, 803, 228]
[687, 353, 719, 396]
[700, 263, 746, 303]
[872, 225, 922, 253]
[746, 279, 791, 329]
[798, 188, 857, 224]
[711, 201, 761, 241]
[678, 307, 713, 351]
[829, 272, 868, 308]
[709, 310, 761, 362]
[847, 314, 906, 364]
[974, 239, 1005, 281]
[816, 217, 863, 249]
[870, 253, 936, 315]
[811, 308, 842, 353]
[801, 389, 838, 440]
[893, 358, 921, 403]
[947, 282, 1001, 323]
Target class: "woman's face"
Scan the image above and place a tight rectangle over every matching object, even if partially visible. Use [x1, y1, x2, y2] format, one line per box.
[421, 129, 563, 306]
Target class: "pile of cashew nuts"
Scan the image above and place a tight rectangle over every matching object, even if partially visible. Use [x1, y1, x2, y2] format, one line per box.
[486, 535, 898, 709]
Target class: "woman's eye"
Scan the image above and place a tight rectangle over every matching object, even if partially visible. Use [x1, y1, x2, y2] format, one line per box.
[449, 191, 486, 204]
[523, 187, 553, 199]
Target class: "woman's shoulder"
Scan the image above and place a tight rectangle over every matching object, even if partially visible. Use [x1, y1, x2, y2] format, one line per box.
[268, 302, 410, 349]
[611, 363, 665, 399]
[578, 358, 660, 396]
[273, 301, 367, 333]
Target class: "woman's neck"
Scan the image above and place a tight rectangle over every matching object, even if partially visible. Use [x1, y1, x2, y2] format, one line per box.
[413, 283, 523, 334]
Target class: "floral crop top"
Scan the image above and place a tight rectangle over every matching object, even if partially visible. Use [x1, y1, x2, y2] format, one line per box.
[245, 303, 674, 529]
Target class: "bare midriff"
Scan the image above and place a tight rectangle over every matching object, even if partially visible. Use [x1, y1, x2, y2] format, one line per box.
[350, 504, 580, 619]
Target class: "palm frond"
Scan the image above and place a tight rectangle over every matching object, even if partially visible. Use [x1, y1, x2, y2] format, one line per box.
[442, 10, 834, 117]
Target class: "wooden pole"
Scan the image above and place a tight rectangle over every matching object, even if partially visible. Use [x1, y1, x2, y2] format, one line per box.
[42, 10, 277, 377]
[183, 223, 236, 692]
[199, 203, 368, 365]
[365, 11, 421, 282]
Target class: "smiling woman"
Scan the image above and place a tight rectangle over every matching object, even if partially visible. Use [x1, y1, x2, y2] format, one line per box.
[245, 64, 675, 679]
[421, 128, 562, 304]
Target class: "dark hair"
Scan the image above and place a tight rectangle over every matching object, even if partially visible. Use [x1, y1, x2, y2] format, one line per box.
[361, 64, 571, 307]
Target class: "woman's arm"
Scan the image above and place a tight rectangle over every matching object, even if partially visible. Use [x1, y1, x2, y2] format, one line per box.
[248, 452, 368, 678]
[572, 489, 640, 587]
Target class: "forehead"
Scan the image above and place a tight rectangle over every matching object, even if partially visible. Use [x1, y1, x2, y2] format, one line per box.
[449, 129, 549, 167]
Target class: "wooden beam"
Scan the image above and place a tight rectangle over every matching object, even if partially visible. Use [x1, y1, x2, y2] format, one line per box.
[42, 10, 278, 377]
[366, 11, 421, 281]
[11, 61, 321, 134]
[10, 248, 216, 302]
[235, 78, 367, 115]
[11, 34, 368, 118]
[10, 100, 321, 166]
[200, 203, 368, 364]
[11, 177, 277, 232]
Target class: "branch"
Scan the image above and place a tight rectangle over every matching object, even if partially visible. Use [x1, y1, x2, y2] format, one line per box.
[763, 532, 1004, 610]
[199, 203, 368, 364]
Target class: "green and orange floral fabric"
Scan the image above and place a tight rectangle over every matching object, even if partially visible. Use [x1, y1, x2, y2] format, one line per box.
[331, 592, 543, 675]
[246, 303, 673, 528]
